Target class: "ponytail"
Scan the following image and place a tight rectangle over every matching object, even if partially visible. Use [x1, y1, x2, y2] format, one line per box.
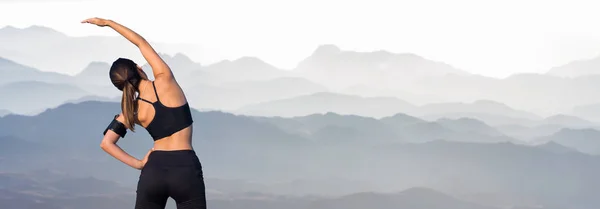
[110, 57, 142, 131]
[121, 81, 138, 131]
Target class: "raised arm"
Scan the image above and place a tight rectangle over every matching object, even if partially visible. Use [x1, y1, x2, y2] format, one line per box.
[82, 17, 173, 80]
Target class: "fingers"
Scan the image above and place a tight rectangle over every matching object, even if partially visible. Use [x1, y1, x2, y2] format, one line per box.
[80, 17, 98, 24]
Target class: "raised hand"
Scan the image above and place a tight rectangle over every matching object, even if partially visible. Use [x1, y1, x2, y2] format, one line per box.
[81, 17, 111, 27]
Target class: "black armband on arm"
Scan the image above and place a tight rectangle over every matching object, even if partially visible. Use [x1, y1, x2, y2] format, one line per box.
[103, 115, 127, 138]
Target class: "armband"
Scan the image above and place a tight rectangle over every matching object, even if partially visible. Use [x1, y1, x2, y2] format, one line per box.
[103, 115, 127, 138]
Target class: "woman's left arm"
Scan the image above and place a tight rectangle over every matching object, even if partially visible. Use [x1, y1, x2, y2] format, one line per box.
[100, 113, 145, 170]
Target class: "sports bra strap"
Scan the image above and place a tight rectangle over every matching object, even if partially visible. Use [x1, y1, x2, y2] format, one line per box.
[137, 97, 153, 104]
[152, 81, 160, 102]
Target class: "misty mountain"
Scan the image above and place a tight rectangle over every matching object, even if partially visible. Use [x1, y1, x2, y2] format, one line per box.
[535, 128, 600, 155]
[409, 73, 600, 116]
[190, 56, 295, 84]
[182, 83, 246, 110]
[546, 55, 600, 77]
[535, 141, 580, 154]
[571, 103, 600, 122]
[0, 25, 139, 75]
[476, 114, 597, 142]
[306, 188, 497, 209]
[238, 94, 542, 127]
[339, 84, 448, 105]
[0, 171, 131, 196]
[541, 114, 597, 128]
[6, 25, 600, 117]
[132, 54, 323, 110]
[416, 100, 541, 122]
[181, 77, 328, 111]
[73, 61, 112, 86]
[0, 25, 210, 75]
[217, 77, 328, 108]
[0, 109, 9, 117]
[294, 44, 470, 90]
[0, 174, 502, 209]
[140, 52, 206, 86]
[0, 135, 48, 159]
[63, 95, 120, 104]
[258, 112, 516, 144]
[391, 120, 515, 143]
[221, 77, 328, 97]
[74, 53, 199, 88]
[237, 92, 418, 118]
[435, 118, 505, 137]
[0, 101, 599, 209]
[379, 113, 426, 126]
[494, 124, 565, 142]
[289, 113, 403, 144]
[0, 56, 71, 85]
[0, 81, 90, 114]
[0, 101, 313, 181]
[142, 52, 202, 77]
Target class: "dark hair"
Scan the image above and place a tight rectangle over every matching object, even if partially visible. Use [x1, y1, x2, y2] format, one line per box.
[109, 58, 142, 131]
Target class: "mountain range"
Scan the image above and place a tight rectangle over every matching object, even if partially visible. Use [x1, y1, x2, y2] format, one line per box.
[4, 26, 600, 117]
[0, 169, 515, 209]
[2, 25, 600, 209]
[0, 101, 599, 209]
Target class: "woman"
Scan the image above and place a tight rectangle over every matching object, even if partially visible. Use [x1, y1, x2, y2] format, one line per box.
[82, 17, 206, 209]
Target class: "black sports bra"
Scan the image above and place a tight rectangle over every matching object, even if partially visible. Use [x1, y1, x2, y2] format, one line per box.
[136, 82, 194, 141]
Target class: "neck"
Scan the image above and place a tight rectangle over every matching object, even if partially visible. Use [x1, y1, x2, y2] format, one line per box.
[137, 79, 151, 94]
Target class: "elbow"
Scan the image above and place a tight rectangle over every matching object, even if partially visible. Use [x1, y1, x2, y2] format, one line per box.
[100, 141, 107, 150]
[100, 140, 112, 151]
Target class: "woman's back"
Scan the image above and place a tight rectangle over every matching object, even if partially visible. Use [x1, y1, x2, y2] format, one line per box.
[136, 78, 194, 151]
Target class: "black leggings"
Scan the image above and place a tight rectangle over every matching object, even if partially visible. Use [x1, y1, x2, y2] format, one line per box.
[135, 150, 207, 209]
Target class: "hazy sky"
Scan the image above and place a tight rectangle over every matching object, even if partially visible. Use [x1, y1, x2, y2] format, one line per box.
[2, 0, 600, 78]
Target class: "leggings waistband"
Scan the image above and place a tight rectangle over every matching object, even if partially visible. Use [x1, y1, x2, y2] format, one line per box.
[146, 150, 200, 167]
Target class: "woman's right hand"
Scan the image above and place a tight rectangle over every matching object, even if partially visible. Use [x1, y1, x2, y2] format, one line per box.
[138, 147, 155, 170]
[81, 17, 112, 27]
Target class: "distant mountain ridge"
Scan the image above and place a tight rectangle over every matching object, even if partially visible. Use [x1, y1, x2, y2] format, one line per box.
[0, 109, 9, 117]
[6, 25, 600, 123]
[236, 93, 540, 121]
[294, 44, 471, 90]
[546, 55, 600, 77]
[0, 25, 209, 75]
[0, 57, 71, 85]
[535, 128, 600, 155]
[237, 92, 418, 118]
[0, 81, 90, 114]
[0, 170, 502, 209]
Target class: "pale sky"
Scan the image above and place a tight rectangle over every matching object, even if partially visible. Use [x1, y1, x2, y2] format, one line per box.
[2, 0, 600, 78]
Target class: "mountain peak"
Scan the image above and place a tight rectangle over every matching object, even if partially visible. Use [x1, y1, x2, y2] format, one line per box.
[399, 187, 445, 196]
[232, 56, 271, 66]
[546, 55, 600, 77]
[0, 25, 65, 37]
[25, 25, 58, 32]
[472, 99, 507, 106]
[0, 25, 18, 31]
[312, 44, 342, 56]
[172, 52, 194, 63]
[76, 61, 110, 77]
[204, 56, 279, 74]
